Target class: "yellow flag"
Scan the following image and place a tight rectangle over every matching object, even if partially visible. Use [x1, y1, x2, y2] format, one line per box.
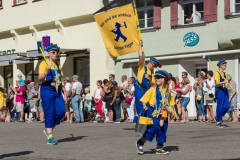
[94, 3, 139, 58]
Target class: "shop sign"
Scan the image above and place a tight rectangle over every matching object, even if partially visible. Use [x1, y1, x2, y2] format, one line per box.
[0, 49, 16, 55]
[183, 32, 199, 47]
[42, 36, 51, 51]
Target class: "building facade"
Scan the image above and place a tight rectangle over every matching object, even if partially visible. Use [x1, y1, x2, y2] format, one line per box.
[0, 0, 114, 94]
[114, 0, 240, 116]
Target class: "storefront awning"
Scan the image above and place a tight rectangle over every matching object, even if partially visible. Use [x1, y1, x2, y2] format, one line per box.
[0, 53, 19, 61]
[14, 59, 31, 64]
[0, 61, 9, 66]
[26, 48, 90, 58]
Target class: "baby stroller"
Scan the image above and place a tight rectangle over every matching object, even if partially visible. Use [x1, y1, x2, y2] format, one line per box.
[82, 96, 97, 122]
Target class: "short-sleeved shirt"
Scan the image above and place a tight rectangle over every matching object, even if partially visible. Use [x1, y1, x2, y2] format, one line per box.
[72, 81, 82, 95]
[126, 85, 135, 99]
[38, 61, 63, 85]
[28, 87, 37, 100]
[192, 11, 201, 22]
[214, 71, 226, 87]
[18, 78, 25, 86]
[84, 93, 92, 106]
[16, 86, 25, 104]
[137, 63, 155, 84]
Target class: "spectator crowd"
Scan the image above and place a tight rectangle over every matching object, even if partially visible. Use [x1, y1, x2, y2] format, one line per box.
[0, 70, 238, 124]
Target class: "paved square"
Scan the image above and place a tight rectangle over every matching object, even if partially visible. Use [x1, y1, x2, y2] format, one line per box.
[0, 121, 239, 160]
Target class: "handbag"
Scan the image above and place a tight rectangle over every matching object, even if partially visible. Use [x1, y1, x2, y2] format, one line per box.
[125, 96, 133, 104]
[196, 95, 202, 101]
[205, 94, 213, 101]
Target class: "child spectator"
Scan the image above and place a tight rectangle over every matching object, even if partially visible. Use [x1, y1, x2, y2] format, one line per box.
[83, 87, 93, 122]
[17, 74, 25, 86]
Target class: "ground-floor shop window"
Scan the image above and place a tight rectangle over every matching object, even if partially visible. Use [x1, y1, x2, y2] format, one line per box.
[25, 63, 34, 83]
[4, 66, 13, 90]
[74, 57, 90, 89]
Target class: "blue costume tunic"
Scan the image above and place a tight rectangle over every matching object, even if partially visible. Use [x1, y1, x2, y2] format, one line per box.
[39, 61, 65, 128]
[214, 71, 230, 121]
[134, 63, 155, 116]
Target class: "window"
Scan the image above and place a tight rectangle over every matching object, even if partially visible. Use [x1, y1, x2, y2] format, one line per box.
[74, 57, 90, 89]
[179, 0, 204, 25]
[17, 0, 27, 4]
[4, 66, 13, 91]
[25, 63, 34, 82]
[232, 0, 240, 14]
[137, 0, 154, 29]
[0, 0, 2, 8]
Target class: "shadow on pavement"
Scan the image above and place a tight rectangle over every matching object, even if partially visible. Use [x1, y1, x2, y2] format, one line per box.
[0, 151, 33, 159]
[58, 134, 87, 143]
[144, 146, 179, 154]
[122, 128, 135, 130]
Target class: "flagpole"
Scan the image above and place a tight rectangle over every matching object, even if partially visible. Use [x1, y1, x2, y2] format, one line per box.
[132, 0, 146, 66]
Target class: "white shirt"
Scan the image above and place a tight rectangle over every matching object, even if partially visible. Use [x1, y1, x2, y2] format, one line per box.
[181, 84, 190, 98]
[94, 87, 102, 99]
[203, 78, 215, 94]
[84, 93, 92, 106]
[120, 80, 128, 96]
[65, 82, 72, 91]
[192, 11, 201, 22]
[72, 81, 82, 95]
[126, 85, 135, 98]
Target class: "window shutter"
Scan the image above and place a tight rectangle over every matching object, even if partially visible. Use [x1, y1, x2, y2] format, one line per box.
[154, 0, 161, 29]
[170, 0, 178, 27]
[13, 0, 17, 5]
[224, 0, 230, 16]
[204, 0, 217, 23]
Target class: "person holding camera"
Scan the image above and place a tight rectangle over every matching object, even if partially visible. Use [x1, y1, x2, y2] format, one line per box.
[194, 71, 206, 122]
[203, 71, 215, 122]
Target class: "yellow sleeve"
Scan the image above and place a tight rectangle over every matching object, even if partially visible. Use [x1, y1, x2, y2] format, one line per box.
[137, 63, 144, 84]
[169, 93, 176, 106]
[59, 65, 64, 77]
[214, 72, 220, 83]
[39, 61, 47, 74]
[151, 73, 155, 84]
[140, 87, 154, 104]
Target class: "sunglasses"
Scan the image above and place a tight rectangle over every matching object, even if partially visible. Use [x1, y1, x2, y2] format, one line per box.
[49, 51, 58, 54]
[109, 77, 112, 78]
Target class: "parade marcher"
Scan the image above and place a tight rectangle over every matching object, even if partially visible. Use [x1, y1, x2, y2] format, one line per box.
[38, 43, 65, 145]
[135, 70, 175, 155]
[214, 60, 230, 128]
[134, 40, 161, 116]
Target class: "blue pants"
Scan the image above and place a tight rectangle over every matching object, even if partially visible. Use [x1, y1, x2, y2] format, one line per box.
[71, 95, 84, 122]
[196, 97, 205, 116]
[216, 88, 230, 121]
[114, 98, 121, 120]
[41, 85, 65, 128]
[143, 116, 168, 143]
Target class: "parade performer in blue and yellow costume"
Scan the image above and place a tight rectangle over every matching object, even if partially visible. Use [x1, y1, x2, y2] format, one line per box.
[38, 43, 65, 145]
[135, 70, 175, 155]
[134, 41, 161, 116]
[214, 59, 230, 128]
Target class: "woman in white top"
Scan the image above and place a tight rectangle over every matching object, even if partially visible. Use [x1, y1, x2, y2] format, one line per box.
[124, 77, 135, 123]
[94, 80, 104, 118]
[176, 77, 191, 123]
[203, 71, 215, 122]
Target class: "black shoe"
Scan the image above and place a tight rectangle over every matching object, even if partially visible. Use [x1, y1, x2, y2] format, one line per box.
[156, 149, 169, 155]
[216, 123, 225, 128]
[135, 141, 144, 155]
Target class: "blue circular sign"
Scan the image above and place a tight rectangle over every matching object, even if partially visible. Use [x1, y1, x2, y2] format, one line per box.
[183, 32, 199, 47]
